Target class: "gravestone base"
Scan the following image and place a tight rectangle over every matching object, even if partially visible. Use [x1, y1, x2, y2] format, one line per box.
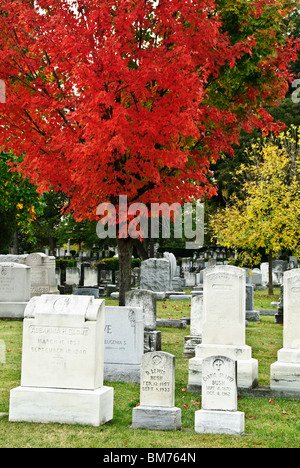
[182, 336, 202, 358]
[188, 344, 258, 391]
[195, 409, 245, 435]
[270, 349, 300, 393]
[144, 331, 161, 353]
[104, 363, 141, 384]
[246, 310, 260, 322]
[0, 302, 28, 319]
[132, 405, 181, 431]
[9, 386, 114, 426]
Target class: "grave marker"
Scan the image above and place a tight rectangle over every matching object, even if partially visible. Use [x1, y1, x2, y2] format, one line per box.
[0, 263, 31, 319]
[270, 269, 300, 395]
[9, 295, 113, 426]
[125, 289, 161, 353]
[19, 253, 59, 297]
[104, 305, 144, 383]
[195, 355, 245, 435]
[132, 351, 181, 431]
[188, 265, 258, 391]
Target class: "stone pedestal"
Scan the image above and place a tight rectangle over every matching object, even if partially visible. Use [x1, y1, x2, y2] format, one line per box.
[188, 344, 258, 391]
[132, 406, 181, 431]
[9, 386, 113, 426]
[195, 409, 245, 435]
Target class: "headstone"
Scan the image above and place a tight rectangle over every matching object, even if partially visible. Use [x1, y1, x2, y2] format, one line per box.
[140, 258, 172, 292]
[125, 289, 161, 353]
[270, 269, 300, 395]
[132, 351, 181, 431]
[19, 253, 59, 297]
[73, 287, 99, 299]
[83, 266, 98, 287]
[245, 284, 260, 321]
[195, 356, 245, 435]
[251, 268, 265, 290]
[9, 295, 114, 426]
[104, 305, 144, 383]
[65, 267, 81, 286]
[188, 265, 258, 391]
[183, 271, 196, 287]
[0, 263, 31, 319]
[183, 294, 203, 358]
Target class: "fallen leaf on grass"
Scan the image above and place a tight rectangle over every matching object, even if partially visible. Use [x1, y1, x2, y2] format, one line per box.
[183, 403, 189, 409]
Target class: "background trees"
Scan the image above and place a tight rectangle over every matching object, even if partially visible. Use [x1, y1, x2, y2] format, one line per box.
[0, 1, 298, 302]
[210, 127, 300, 293]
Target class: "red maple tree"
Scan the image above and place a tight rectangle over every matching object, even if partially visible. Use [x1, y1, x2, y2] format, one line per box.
[0, 0, 298, 303]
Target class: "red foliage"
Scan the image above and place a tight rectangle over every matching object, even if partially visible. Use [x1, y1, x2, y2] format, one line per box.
[0, 0, 298, 221]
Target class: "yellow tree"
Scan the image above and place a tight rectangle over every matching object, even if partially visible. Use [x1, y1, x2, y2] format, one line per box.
[210, 126, 300, 293]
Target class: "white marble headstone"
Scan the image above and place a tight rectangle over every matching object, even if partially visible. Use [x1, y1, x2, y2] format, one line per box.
[140, 351, 175, 408]
[203, 265, 246, 345]
[202, 355, 237, 412]
[21, 294, 105, 390]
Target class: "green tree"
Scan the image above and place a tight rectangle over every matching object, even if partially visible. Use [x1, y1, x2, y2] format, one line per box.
[0, 151, 41, 252]
[210, 126, 300, 293]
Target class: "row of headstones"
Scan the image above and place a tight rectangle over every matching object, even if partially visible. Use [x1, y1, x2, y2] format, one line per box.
[6, 265, 300, 434]
[187, 266, 300, 396]
[62, 266, 139, 289]
[6, 292, 243, 434]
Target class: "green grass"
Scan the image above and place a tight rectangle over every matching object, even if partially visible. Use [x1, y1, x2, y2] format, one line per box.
[254, 287, 281, 311]
[0, 292, 299, 448]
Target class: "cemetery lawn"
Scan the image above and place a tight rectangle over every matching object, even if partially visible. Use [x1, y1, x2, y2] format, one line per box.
[0, 290, 299, 448]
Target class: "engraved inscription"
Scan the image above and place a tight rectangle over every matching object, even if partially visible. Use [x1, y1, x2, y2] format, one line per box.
[28, 325, 89, 359]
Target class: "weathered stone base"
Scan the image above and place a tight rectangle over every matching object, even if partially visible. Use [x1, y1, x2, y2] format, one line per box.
[182, 335, 202, 358]
[270, 349, 300, 393]
[132, 405, 181, 431]
[104, 363, 141, 383]
[246, 310, 260, 322]
[188, 344, 258, 391]
[0, 302, 28, 319]
[9, 386, 114, 426]
[144, 330, 161, 353]
[195, 409, 245, 435]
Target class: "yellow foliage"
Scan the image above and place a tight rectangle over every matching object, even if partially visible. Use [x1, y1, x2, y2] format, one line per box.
[210, 127, 300, 259]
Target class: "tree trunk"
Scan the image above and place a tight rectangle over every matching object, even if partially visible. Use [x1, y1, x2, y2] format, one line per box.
[118, 237, 133, 306]
[49, 236, 56, 256]
[12, 231, 19, 254]
[268, 249, 273, 295]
